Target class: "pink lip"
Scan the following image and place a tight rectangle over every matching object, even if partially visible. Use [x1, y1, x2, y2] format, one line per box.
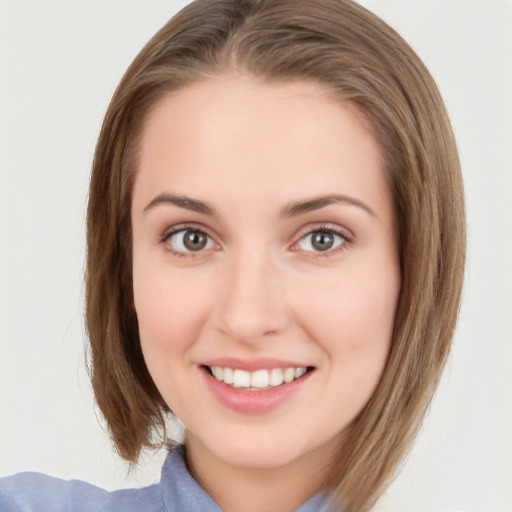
[202, 357, 310, 371]
[200, 364, 314, 414]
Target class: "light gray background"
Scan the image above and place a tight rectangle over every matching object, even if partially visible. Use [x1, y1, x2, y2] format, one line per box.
[1, 1, 511, 510]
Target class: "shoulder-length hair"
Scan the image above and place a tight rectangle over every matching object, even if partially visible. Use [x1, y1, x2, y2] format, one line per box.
[86, 0, 466, 510]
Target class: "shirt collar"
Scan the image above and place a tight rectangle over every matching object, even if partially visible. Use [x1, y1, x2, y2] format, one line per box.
[160, 444, 337, 512]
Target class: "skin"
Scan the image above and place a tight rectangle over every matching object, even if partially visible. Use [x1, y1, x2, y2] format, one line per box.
[131, 75, 401, 512]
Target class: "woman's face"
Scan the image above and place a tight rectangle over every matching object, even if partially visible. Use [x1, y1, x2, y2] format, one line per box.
[131, 76, 400, 472]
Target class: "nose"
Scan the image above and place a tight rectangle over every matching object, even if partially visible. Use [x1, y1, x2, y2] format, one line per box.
[213, 250, 289, 345]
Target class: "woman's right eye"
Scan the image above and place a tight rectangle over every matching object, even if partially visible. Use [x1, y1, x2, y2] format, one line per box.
[164, 229, 216, 255]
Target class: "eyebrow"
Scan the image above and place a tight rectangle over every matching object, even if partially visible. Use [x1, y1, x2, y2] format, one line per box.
[280, 194, 375, 218]
[143, 192, 375, 218]
[144, 193, 215, 215]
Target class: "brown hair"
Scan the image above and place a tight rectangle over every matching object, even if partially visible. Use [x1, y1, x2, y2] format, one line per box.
[86, 0, 466, 509]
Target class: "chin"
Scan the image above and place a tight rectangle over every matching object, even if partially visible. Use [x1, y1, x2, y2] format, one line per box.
[196, 427, 334, 472]
[222, 446, 298, 470]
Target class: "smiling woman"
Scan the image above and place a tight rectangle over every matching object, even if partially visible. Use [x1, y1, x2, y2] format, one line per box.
[0, 0, 466, 511]
[131, 79, 401, 504]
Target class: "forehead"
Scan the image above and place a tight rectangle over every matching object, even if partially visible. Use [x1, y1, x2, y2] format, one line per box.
[140, 75, 377, 156]
[133, 75, 390, 218]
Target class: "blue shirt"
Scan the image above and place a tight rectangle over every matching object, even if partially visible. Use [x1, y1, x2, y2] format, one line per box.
[0, 445, 336, 511]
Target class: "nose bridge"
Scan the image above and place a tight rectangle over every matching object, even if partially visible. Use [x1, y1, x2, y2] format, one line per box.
[214, 245, 287, 342]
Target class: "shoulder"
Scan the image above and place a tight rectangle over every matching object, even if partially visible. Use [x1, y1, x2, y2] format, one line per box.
[0, 472, 163, 512]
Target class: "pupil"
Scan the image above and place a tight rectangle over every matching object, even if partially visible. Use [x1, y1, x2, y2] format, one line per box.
[184, 231, 207, 251]
[312, 231, 333, 251]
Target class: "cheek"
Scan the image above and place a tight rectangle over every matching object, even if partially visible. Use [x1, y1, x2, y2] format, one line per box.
[132, 267, 215, 412]
[133, 267, 211, 364]
[302, 267, 400, 424]
[298, 261, 400, 376]
[304, 275, 396, 334]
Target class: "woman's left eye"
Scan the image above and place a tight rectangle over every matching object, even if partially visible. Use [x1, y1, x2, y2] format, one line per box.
[165, 229, 215, 254]
[297, 229, 347, 253]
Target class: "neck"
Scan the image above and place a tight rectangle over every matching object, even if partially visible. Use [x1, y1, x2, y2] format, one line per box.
[184, 433, 334, 512]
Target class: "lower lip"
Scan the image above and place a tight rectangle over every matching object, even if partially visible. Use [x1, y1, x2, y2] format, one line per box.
[201, 368, 313, 414]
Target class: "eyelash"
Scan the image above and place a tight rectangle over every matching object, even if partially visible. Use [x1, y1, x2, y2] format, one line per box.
[160, 224, 216, 258]
[159, 223, 352, 258]
[293, 223, 352, 257]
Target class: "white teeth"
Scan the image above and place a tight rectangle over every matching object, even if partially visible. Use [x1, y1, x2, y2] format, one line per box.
[223, 367, 234, 384]
[232, 369, 251, 388]
[251, 369, 269, 388]
[269, 368, 284, 387]
[283, 368, 295, 383]
[212, 366, 223, 380]
[208, 365, 309, 389]
[295, 367, 307, 378]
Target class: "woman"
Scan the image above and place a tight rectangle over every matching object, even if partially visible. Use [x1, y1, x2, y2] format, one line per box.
[0, 0, 465, 510]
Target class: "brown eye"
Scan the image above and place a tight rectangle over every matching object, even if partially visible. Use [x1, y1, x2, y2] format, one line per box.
[312, 231, 334, 251]
[167, 229, 214, 253]
[298, 230, 345, 253]
[183, 230, 208, 251]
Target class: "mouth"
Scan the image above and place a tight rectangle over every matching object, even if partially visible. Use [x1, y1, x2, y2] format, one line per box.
[200, 360, 316, 414]
[202, 365, 315, 391]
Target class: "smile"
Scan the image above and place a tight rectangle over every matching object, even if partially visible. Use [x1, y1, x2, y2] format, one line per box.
[201, 362, 315, 414]
[206, 366, 310, 390]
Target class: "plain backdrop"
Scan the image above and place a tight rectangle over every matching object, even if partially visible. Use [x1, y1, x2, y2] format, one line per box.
[1, 1, 511, 511]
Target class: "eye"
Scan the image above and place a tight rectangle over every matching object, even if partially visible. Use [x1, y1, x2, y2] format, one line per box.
[297, 229, 346, 253]
[165, 228, 215, 254]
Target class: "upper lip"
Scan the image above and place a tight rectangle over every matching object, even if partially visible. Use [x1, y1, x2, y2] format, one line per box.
[201, 357, 313, 372]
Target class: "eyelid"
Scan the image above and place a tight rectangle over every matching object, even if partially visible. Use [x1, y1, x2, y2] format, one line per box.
[289, 222, 353, 255]
[160, 223, 221, 256]
[160, 221, 217, 239]
[158, 221, 353, 257]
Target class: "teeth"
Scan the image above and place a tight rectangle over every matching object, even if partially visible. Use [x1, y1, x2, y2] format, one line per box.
[295, 367, 307, 378]
[212, 366, 223, 380]
[208, 366, 309, 390]
[251, 369, 269, 388]
[232, 369, 251, 388]
[223, 367, 234, 384]
[269, 368, 284, 387]
[283, 368, 295, 383]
